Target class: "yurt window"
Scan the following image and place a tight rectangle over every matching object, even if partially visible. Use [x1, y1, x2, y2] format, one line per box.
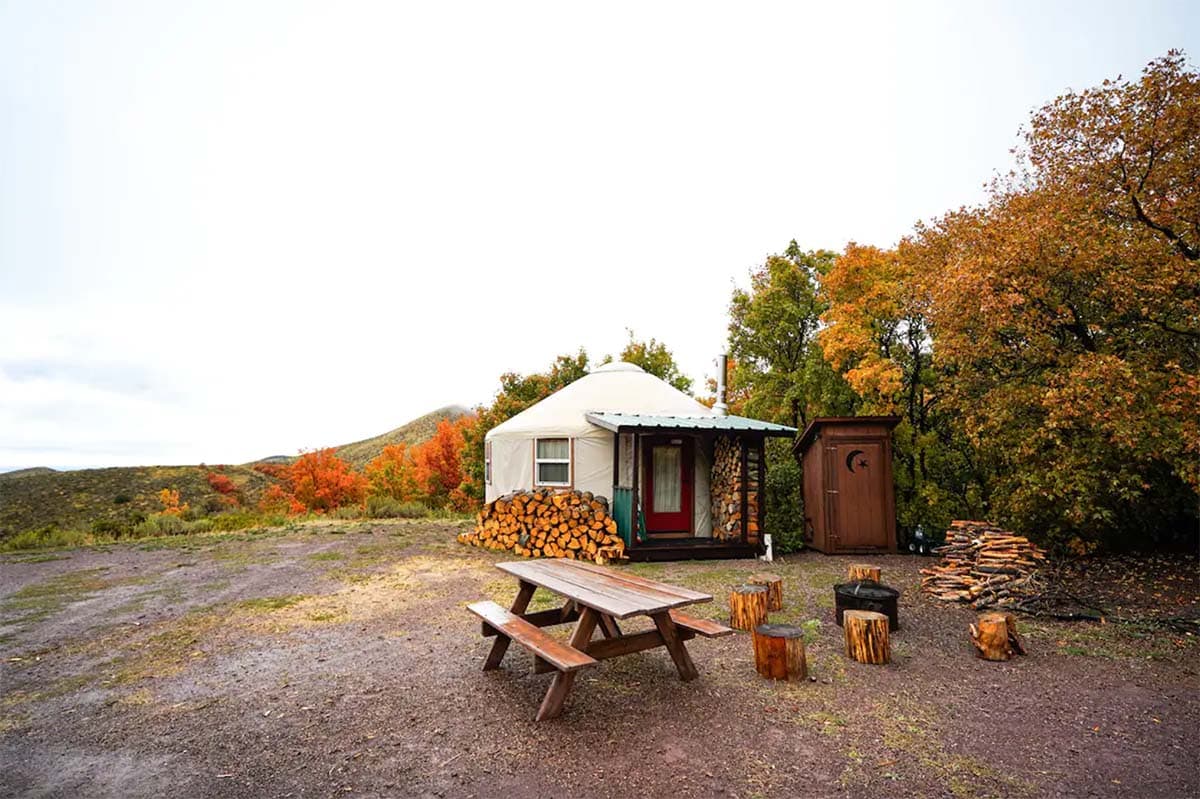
[484, 441, 492, 485]
[535, 438, 571, 486]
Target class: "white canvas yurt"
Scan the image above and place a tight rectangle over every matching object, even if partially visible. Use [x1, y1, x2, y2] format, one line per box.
[483, 361, 796, 561]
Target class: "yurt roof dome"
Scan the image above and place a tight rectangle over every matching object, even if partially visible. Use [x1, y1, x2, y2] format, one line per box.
[485, 361, 711, 440]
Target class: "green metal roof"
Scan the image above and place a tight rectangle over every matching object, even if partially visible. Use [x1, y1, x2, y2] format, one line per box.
[584, 411, 797, 436]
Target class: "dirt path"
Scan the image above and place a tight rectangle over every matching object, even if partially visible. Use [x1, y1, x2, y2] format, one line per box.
[2, 521, 1197, 798]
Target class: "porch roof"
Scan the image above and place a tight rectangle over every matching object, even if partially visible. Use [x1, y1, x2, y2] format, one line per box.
[584, 411, 797, 437]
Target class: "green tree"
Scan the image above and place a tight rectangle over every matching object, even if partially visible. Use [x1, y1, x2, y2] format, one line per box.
[601, 330, 693, 393]
[459, 350, 591, 503]
[726, 242, 858, 553]
[728, 241, 857, 431]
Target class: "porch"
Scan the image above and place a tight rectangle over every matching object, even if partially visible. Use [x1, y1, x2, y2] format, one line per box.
[584, 412, 797, 561]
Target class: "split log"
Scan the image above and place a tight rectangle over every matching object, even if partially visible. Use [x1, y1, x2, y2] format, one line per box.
[843, 609, 890, 665]
[748, 573, 783, 611]
[848, 564, 881, 582]
[920, 521, 1047, 609]
[456, 488, 625, 564]
[729, 584, 769, 631]
[752, 623, 807, 681]
[969, 612, 1027, 661]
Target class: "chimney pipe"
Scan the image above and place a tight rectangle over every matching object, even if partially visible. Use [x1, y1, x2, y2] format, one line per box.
[714, 352, 729, 417]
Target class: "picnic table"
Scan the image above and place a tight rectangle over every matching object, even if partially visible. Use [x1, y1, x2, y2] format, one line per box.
[469, 558, 733, 720]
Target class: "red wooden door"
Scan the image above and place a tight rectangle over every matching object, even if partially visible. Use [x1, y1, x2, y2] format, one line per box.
[643, 436, 694, 536]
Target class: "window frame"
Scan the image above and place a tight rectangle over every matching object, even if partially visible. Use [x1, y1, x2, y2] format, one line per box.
[484, 440, 492, 485]
[534, 437, 572, 487]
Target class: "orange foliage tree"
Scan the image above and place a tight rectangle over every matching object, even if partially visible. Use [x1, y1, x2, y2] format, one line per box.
[157, 488, 189, 517]
[364, 443, 423, 502]
[412, 418, 470, 509]
[286, 448, 367, 513]
[364, 417, 479, 512]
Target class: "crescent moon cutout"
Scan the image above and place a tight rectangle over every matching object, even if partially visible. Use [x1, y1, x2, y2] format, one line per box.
[845, 449, 865, 472]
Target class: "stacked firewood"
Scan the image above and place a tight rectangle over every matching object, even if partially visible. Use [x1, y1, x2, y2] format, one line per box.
[457, 489, 626, 563]
[712, 437, 759, 541]
[920, 520, 1047, 609]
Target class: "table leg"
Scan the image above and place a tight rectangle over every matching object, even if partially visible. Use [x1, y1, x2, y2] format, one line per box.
[483, 580, 536, 671]
[652, 611, 699, 682]
[536, 606, 599, 721]
[598, 613, 622, 639]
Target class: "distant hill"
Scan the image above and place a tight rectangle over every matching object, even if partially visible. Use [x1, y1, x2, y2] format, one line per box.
[0, 467, 58, 480]
[250, 404, 473, 471]
[0, 464, 276, 539]
[0, 405, 472, 539]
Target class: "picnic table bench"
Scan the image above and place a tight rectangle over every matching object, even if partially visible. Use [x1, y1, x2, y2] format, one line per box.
[469, 558, 733, 720]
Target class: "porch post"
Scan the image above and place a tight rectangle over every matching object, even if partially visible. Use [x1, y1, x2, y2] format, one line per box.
[631, 431, 640, 544]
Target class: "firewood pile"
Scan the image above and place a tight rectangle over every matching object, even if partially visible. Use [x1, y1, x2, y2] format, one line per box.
[712, 437, 759, 541]
[456, 489, 626, 564]
[920, 520, 1047, 609]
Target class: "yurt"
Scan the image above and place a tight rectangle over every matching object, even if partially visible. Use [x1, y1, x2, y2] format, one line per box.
[484, 361, 796, 560]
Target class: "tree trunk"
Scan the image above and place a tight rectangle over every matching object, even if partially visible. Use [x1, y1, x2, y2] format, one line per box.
[729, 584, 769, 631]
[843, 609, 890, 664]
[847, 564, 881, 582]
[969, 612, 1027, 661]
[748, 573, 784, 611]
[752, 623, 807, 681]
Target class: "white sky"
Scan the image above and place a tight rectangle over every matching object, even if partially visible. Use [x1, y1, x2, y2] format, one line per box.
[1, 1, 1196, 471]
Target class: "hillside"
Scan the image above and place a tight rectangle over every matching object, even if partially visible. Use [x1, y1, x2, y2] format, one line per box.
[0, 467, 58, 480]
[253, 404, 473, 471]
[0, 464, 276, 538]
[0, 406, 472, 539]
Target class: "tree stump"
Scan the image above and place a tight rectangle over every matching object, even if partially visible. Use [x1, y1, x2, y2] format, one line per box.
[748, 573, 784, 611]
[729, 584, 769, 631]
[848, 564, 881, 582]
[969, 612, 1027, 661]
[843, 609, 890, 664]
[753, 623, 807, 680]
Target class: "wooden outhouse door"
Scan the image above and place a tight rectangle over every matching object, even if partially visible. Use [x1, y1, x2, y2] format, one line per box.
[828, 441, 888, 549]
[643, 436, 693, 537]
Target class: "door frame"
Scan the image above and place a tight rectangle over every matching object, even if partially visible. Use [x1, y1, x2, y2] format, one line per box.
[642, 435, 694, 538]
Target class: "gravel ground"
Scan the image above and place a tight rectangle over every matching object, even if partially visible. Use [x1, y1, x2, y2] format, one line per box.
[1, 520, 1197, 799]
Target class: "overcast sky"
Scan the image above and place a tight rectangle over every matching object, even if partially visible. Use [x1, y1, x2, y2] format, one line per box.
[1, 1, 1196, 472]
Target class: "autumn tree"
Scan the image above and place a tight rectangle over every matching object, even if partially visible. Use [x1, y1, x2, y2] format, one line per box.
[910, 52, 1199, 549]
[820, 243, 987, 535]
[412, 417, 474, 510]
[287, 448, 367, 513]
[601, 330, 693, 393]
[364, 443, 422, 502]
[460, 350, 591, 503]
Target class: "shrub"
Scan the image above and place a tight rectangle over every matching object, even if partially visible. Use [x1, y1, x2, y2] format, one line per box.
[90, 518, 129, 537]
[132, 514, 187, 538]
[113, 494, 131, 505]
[366, 495, 428, 519]
[330, 505, 365, 520]
[764, 441, 805, 554]
[206, 471, 237, 495]
[1, 526, 89, 551]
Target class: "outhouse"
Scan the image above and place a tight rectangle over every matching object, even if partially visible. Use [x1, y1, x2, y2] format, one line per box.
[794, 417, 900, 554]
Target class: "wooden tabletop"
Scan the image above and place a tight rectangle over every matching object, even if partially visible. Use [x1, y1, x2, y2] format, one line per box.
[495, 559, 712, 620]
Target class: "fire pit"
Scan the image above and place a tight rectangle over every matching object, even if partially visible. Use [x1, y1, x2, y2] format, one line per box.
[834, 580, 900, 631]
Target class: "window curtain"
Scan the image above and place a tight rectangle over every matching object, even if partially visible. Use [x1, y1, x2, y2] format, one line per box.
[652, 445, 681, 512]
[536, 439, 569, 460]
